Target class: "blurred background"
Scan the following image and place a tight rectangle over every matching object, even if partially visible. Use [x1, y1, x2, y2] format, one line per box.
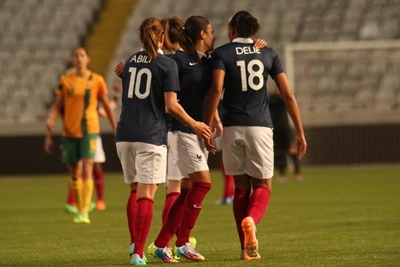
[0, 0, 399, 174]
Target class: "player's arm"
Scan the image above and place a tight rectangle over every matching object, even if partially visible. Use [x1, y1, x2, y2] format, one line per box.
[98, 94, 117, 134]
[211, 110, 223, 138]
[205, 69, 225, 126]
[273, 73, 307, 159]
[44, 95, 63, 154]
[165, 91, 215, 153]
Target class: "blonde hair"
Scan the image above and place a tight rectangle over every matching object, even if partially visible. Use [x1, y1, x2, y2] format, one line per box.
[139, 18, 163, 60]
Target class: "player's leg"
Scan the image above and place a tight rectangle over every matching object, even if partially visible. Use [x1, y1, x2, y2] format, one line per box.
[289, 146, 303, 181]
[240, 126, 274, 260]
[116, 142, 139, 260]
[93, 136, 106, 210]
[170, 132, 210, 261]
[131, 142, 166, 263]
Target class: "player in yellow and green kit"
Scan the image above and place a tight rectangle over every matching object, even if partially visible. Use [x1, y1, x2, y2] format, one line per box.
[45, 47, 116, 224]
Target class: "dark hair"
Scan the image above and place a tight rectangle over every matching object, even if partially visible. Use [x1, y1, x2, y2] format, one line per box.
[161, 17, 184, 52]
[179, 16, 210, 63]
[228, 11, 259, 38]
[139, 17, 163, 60]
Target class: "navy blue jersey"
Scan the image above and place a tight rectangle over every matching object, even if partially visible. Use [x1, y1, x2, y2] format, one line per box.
[212, 40, 284, 127]
[169, 50, 212, 134]
[116, 51, 180, 145]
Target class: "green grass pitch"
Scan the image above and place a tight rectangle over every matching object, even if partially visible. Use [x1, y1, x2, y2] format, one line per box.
[0, 166, 399, 266]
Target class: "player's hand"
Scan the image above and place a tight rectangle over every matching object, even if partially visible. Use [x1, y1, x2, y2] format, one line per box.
[191, 121, 212, 140]
[44, 136, 53, 154]
[204, 136, 216, 154]
[296, 134, 307, 160]
[115, 62, 125, 77]
[253, 38, 267, 49]
[211, 120, 223, 138]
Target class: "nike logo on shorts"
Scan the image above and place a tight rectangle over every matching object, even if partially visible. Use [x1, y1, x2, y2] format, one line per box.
[189, 62, 198, 66]
[193, 204, 202, 209]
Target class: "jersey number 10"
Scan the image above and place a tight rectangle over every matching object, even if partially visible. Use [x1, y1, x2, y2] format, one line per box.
[127, 67, 152, 99]
[236, 59, 264, 91]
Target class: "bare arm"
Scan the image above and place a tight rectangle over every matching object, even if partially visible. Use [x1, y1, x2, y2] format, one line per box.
[99, 94, 117, 134]
[273, 73, 307, 159]
[205, 69, 225, 126]
[44, 95, 63, 154]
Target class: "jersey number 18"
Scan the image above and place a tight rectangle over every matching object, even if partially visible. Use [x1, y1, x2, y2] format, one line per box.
[236, 59, 264, 91]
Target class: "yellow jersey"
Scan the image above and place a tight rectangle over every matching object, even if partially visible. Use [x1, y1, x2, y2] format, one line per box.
[56, 70, 108, 138]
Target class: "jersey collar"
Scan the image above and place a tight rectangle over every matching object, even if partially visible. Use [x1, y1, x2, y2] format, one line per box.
[232, 37, 254, 44]
[140, 47, 164, 54]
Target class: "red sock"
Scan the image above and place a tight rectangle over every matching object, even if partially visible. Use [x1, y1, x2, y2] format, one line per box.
[94, 170, 104, 201]
[66, 186, 75, 205]
[126, 189, 137, 245]
[220, 161, 234, 198]
[155, 188, 189, 248]
[162, 192, 180, 224]
[233, 188, 251, 250]
[176, 182, 211, 247]
[247, 186, 271, 224]
[133, 197, 154, 258]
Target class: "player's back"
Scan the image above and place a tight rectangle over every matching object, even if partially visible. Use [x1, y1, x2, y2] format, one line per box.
[212, 41, 284, 127]
[116, 51, 179, 145]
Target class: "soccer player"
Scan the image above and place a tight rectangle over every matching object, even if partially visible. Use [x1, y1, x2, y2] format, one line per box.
[268, 90, 304, 182]
[45, 47, 117, 224]
[63, 81, 121, 213]
[115, 17, 212, 266]
[145, 16, 219, 263]
[205, 11, 307, 260]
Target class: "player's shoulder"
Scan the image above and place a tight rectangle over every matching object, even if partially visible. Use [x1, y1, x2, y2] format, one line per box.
[90, 71, 105, 82]
[156, 53, 178, 66]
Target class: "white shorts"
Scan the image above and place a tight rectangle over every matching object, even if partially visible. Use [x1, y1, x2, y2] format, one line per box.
[94, 136, 106, 163]
[167, 131, 185, 181]
[116, 142, 167, 185]
[222, 126, 274, 179]
[168, 131, 209, 177]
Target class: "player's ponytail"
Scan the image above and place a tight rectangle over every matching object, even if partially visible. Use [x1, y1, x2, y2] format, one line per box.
[228, 11, 260, 38]
[139, 17, 163, 60]
[161, 17, 184, 53]
[179, 16, 210, 63]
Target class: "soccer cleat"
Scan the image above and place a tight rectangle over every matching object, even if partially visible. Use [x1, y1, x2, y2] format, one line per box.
[173, 237, 196, 259]
[295, 174, 304, 182]
[189, 237, 197, 248]
[215, 195, 234, 205]
[96, 200, 107, 210]
[175, 242, 205, 261]
[64, 203, 79, 214]
[146, 242, 156, 256]
[153, 246, 179, 263]
[278, 175, 287, 183]
[130, 254, 147, 265]
[131, 244, 147, 263]
[242, 217, 258, 258]
[73, 213, 91, 224]
[89, 202, 96, 212]
[241, 250, 261, 261]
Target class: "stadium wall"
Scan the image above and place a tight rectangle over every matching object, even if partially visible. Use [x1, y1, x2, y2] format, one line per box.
[0, 124, 399, 175]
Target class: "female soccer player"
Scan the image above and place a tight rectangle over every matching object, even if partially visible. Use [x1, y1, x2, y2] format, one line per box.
[45, 47, 117, 224]
[205, 11, 307, 261]
[146, 16, 219, 263]
[115, 17, 212, 265]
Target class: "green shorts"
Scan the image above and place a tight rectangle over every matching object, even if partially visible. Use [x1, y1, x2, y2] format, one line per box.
[61, 134, 99, 164]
